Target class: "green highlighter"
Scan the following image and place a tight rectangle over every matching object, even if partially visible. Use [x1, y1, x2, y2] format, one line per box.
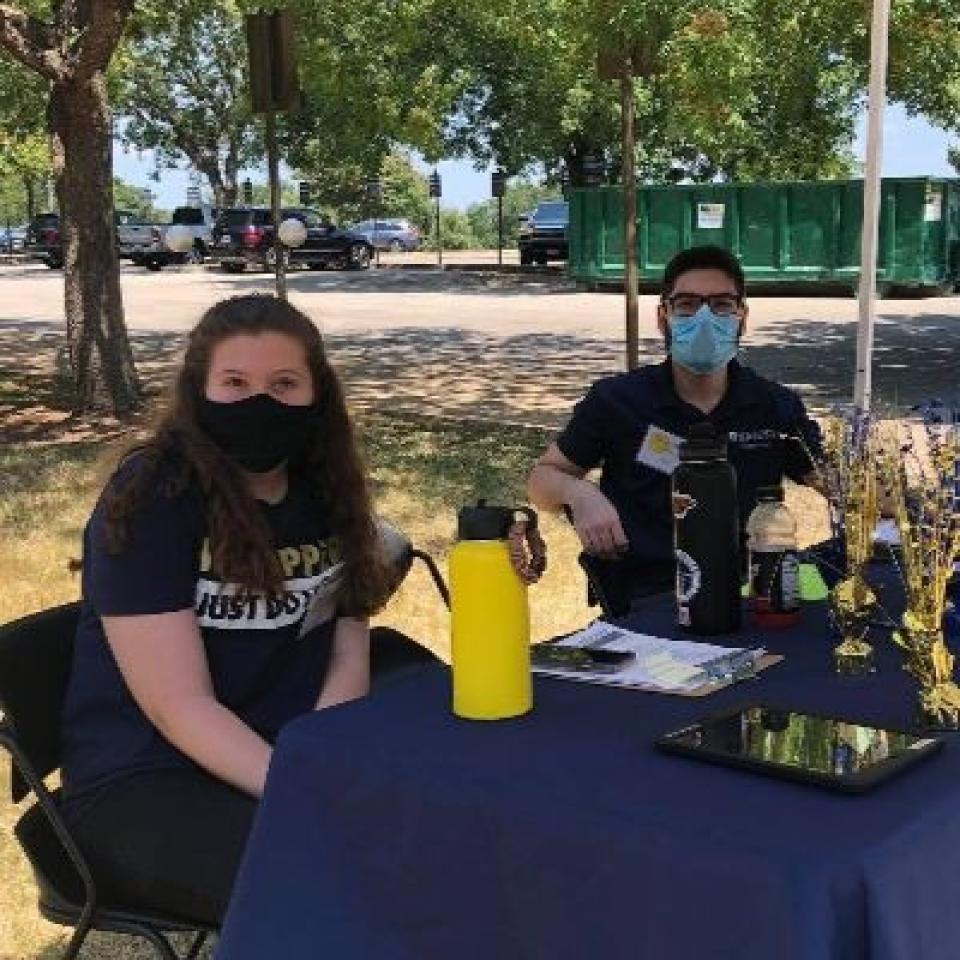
[799, 563, 829, 601]
[741, 563, 830, 602]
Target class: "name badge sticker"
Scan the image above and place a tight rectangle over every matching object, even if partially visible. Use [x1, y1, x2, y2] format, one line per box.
[636, 425, 683, 475]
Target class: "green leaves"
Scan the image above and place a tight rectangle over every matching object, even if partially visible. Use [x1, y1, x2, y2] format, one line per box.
[4, 0, 958, 213]
[115, 0, 261, 205]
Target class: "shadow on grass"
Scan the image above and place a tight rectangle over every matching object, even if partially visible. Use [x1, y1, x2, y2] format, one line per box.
[17, 931, 215, 960]
[0, 321, 186, 447]
[199, 264, 578, 298]
[2, 306, 957, 451]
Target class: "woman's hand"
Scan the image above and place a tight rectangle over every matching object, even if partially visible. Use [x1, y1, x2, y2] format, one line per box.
[315, 617, 371, 709]
[102, 609, 272, 797]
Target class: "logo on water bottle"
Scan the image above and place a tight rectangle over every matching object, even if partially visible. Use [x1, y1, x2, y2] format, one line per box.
[675, 549, 702, 604]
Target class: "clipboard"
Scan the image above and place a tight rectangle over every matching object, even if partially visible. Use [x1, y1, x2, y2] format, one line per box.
[533, 651, 784, 697]
[531, 623, 785, 697]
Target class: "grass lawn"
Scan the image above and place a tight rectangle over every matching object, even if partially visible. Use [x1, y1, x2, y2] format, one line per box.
[0, 412, 829, 959]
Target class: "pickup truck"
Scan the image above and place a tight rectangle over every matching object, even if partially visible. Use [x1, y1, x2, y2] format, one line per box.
[116, 211, 165, 267]
[518, 200, 569, 266]
[121, 205, 217, 270]
[26, 210, 200, 270]
[24, 212, 62, 268]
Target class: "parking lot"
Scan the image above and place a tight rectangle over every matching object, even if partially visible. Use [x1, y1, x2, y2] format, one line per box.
[1, 259, 958, 429]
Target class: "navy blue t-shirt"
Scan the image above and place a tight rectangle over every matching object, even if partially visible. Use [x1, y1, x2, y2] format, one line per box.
[61, 458, 343, 815]
[556, 359, 822, 583]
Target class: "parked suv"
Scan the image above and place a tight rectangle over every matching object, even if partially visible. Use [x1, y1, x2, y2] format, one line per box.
[212, 207, 374, 272]
[518, 200, 569, 265]
[24, 213, 62, 268]
[1, 224, 27, 254]
[116, 210, 163, 266]
[169, 205, 216, 259]
[350, 218, 421, 252]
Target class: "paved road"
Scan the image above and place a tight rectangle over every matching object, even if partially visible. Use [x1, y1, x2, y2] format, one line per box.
[1, 261, 957, 428]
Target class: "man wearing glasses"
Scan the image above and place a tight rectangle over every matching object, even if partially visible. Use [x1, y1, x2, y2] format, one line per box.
[527, 244, 822, 600]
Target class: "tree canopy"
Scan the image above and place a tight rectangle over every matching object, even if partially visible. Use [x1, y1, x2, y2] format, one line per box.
[101, 0, 960, 205]
[116, 0, 260, 208]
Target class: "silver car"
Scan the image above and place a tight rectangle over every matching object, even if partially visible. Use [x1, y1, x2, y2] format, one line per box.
[350, 218, 421, 252]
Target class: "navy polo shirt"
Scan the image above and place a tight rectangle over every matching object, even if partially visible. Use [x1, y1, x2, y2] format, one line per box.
[556, 359, 822, 583]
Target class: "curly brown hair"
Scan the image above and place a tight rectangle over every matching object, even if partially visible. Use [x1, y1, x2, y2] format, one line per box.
[101, 294, 393, 617]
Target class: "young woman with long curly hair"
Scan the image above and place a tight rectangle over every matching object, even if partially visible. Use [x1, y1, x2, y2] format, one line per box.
[59, 294, 422, 924]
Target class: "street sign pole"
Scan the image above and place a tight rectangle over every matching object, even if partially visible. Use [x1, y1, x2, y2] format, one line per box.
[429, 169, 442, 267]
[498, 195, 503, 266]
[491, 169, 506, 267]
[621, 58, 639, 371]
[247, 9, 299, 302]
[266, 110, 286, 301]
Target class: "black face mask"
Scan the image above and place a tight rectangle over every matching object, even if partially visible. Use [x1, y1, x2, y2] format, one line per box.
[197, 393, 318, 474]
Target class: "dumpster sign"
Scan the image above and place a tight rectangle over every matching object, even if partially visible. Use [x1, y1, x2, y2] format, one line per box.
[697, 203, 725, 229]
[924, 190, 943, 222]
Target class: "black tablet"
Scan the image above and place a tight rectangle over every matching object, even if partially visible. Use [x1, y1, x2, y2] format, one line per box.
[655, 705, 945, 793]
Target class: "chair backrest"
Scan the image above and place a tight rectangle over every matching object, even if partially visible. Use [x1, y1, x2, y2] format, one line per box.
[0, 603, 80, 801]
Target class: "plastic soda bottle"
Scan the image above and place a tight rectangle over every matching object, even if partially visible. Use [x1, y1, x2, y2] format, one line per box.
[746, 485, 801, 627]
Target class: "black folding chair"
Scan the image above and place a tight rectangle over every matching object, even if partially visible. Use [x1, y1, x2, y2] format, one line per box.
[390, 536, 450, 610]
[0, 603, 215, 960]
[368, 525, 450, 678]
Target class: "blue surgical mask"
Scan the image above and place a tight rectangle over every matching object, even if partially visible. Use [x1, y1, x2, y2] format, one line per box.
[669, 306, 740, 374]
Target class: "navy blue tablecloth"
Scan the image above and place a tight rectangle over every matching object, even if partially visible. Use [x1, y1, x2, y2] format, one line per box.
[217, 577, 960, 960]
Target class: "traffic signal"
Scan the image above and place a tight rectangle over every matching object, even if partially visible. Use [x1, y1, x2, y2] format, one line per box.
[491, 169, 506, 198]
[365, 179, 384, 201]
[242, 178, 253, 204]
[299, 181, 311, 205]
[428, 170, 442, 199]
[582, 154, 606, 184]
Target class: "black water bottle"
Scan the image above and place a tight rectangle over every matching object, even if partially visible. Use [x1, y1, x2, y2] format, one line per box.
[672, 422, 741, 634]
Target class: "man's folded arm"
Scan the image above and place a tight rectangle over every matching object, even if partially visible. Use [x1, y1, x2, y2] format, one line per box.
[527, 444, 629, 559]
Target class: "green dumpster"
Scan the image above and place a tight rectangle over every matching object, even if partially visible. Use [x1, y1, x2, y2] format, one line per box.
[569, 176, 960, 295]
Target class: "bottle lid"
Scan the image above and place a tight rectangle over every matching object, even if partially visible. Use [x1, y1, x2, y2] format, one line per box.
[679, 421, 727, 461]
[457, 499, 513, 540]
[756, 485, 785, 503]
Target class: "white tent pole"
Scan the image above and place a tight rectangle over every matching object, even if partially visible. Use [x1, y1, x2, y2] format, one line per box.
[854, 0, 891, 412]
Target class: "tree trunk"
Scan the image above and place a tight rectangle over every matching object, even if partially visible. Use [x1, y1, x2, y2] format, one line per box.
[49, 73, 141, 415]
[199, 159, 238, 211]
[23, 175, 36, 220]
[223, 144, 239, 206]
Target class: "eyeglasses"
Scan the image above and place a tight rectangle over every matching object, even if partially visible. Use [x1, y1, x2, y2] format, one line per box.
[663, 293, 743, 317]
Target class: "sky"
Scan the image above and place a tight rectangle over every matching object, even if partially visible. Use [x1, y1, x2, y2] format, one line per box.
[114, 103, 957, 214]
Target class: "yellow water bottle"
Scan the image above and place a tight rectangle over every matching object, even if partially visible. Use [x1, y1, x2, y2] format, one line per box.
[450, 501, 535, 720]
